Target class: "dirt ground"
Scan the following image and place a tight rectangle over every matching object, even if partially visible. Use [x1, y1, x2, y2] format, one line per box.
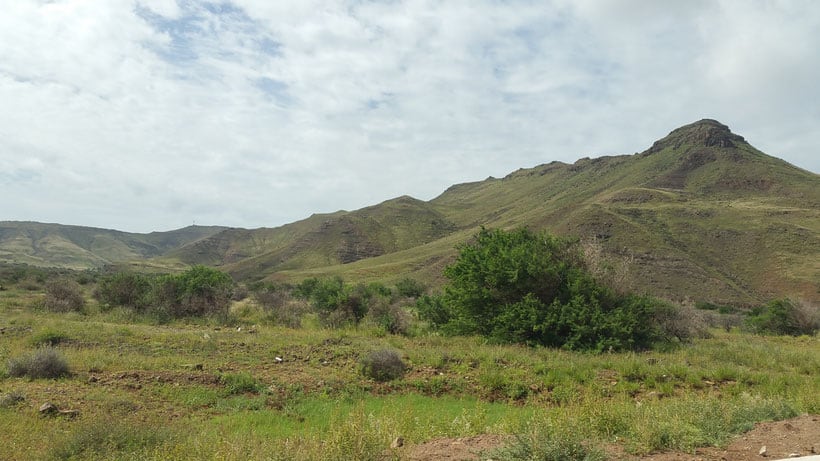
[398, 415, 819, 461]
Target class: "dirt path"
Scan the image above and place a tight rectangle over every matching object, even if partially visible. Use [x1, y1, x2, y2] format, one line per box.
[399, 415, 819, 461]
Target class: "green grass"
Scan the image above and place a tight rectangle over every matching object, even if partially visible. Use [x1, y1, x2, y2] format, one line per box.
[1, 287, 818, 460]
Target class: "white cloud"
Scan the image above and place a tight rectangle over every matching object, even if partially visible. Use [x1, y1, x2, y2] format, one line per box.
[0, 0, 818, 233]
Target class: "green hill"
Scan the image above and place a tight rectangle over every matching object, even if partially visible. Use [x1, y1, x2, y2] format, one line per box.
[0, 222, 227, 269]
[3, 120, 817, 305]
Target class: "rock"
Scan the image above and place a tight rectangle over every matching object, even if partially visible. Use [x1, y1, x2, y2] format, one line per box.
[391, 436, 404, 448]
[39, 402, 59, 415]
[759, 445, 768, 457]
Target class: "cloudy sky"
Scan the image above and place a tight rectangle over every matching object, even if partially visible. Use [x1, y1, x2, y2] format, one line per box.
[1, 0, 818, 233]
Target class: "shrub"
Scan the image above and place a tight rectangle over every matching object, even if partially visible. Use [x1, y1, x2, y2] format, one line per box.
[7, 346, 70, 379]
[366, 299, 413, 336]
[254, 284, 308, 328]
[395, 277, 427, 298]
[296, 277, 384, 327]
[747, 298, 819, 336]
[153, 266, 234, 319]
[360, 349, 406, 382]
[436, 227, 670, 351]
[42, 278, 85, 312]
[94, 272, 152, 310]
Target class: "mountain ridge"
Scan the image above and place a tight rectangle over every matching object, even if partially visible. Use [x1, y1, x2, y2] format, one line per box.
[2, 120, 818, 305]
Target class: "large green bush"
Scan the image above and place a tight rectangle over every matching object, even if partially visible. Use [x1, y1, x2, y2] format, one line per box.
[423, 227, 668, 351]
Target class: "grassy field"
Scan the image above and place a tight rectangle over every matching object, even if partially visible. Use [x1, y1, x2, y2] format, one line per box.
[1, 285, 818, 461]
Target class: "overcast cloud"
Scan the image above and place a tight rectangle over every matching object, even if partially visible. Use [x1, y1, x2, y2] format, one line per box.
[1, 0, 818, 233]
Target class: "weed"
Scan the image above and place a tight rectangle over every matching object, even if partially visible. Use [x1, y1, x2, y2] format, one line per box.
[221, 372, 263, 395]
[6, 346, 70, 379]
[30, 329, 72, 347]
[494, 421, 605, 461]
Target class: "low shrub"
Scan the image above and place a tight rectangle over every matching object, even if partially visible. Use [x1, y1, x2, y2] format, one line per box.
[6, 346, 70, 379]
[42, 278, 85, 312]
[360, 349, 406, 382]
[747, 298, 819, 336]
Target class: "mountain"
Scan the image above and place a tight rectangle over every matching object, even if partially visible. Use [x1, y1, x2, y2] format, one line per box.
[0, 222, 227, 269]
[3, 120, 817, 305]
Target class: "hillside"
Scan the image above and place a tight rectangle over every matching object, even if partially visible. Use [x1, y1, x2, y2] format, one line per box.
[0, 222, 227, 269]
[2, 120, 817, 305]
[201, 119, 816, 305]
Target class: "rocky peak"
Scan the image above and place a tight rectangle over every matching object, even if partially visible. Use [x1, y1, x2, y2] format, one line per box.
[646, 119, 746, 154]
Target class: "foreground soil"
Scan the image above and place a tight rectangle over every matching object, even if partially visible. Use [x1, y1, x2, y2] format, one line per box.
[399, 414, 819, 461]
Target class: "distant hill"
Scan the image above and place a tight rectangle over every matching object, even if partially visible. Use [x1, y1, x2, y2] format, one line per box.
[0, 222, 227, 269]
[3, 120, 818, 305]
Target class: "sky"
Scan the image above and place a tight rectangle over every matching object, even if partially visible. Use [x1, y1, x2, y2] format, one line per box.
[1, 0, 818, 233]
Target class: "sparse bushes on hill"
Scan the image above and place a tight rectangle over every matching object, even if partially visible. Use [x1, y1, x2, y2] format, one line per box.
[42, 278, 85, 312]
[746, 298, 819, 336]
[6, 346, 70, 379]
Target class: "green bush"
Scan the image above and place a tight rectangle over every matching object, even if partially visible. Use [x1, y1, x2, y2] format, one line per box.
[296, 277, 387, 327]
[94, 271, 152, 310]
[7, 346, 70, 379]
[746, 298, 819, 336]
[360, 349, 406, 382]
[42, 278, 85, 312]
[395, 277, 426, 298]
[153, 266, 234, 319]
[432, 227, 669, 351]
